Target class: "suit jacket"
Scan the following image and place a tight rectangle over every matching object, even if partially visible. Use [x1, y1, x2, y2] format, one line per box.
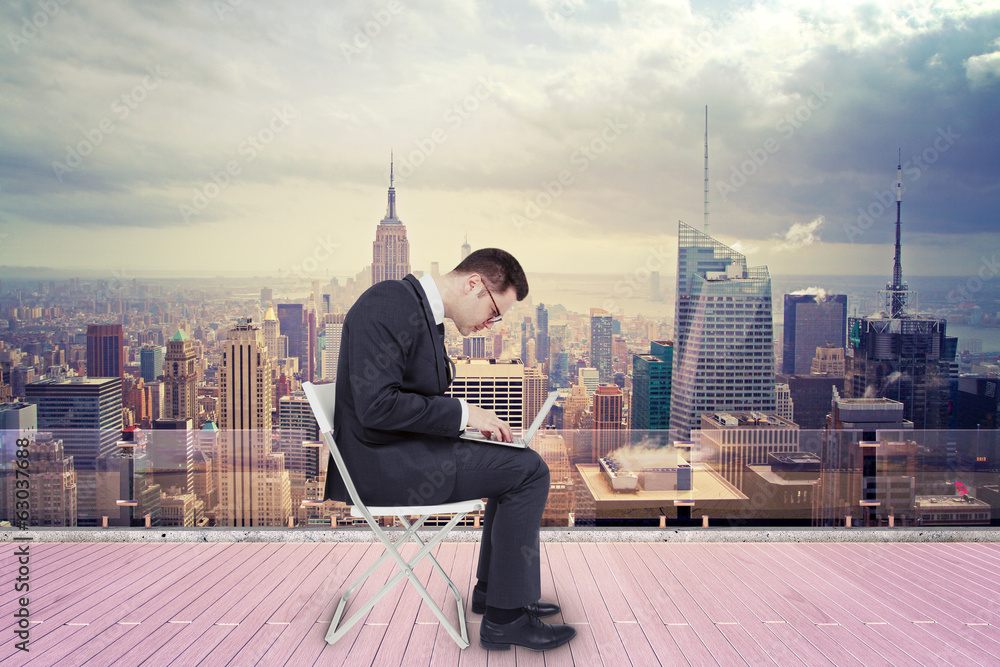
[324, 274, 463, 506]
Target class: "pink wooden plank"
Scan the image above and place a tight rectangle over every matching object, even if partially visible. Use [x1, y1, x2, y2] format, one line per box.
[163, 624, 236, 667]
[11, 544, 232, 667]
[161, 544, 322, 667]
[487, 643, 516, 667]
[707, 544, 865, 667]
[752, 544, 930, 666]
[668, 545, 800, 666]
[51, 544, 263, 667]
[0, 543, 141, 616]
[538, 541, 561, 622]
[86, 543, 279, 665]
[564, 623, 605, 667]
[618, 543, 718, 665]
[198, 544, 342, 664]
[772, 543, 954, 666]
[685, 544, 791, 624]
[596, 544, 689, 666]
[745, 543, 926, 666]
[544, 544, 603, 667]
[267, 543, 365, 623]
[562, 542, 633, 666]
[0, 547, 223, 661]
[220, 620, 286, 666]
[801, 543, 1000, 665]
[638, 543, 750, 666]
[284, 542, 401, 666]
[396, 623, 438, 667]
[875, 543, 1000, 624]
[543, 544, 590, 625]
[578, 543, 635, 623]
[657, 544, 739, 623]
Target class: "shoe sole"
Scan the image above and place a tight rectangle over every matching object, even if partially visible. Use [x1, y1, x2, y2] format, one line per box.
[479, 629, 576, 652]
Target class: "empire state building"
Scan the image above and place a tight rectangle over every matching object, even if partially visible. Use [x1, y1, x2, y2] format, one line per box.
[372, 157, 410, 285]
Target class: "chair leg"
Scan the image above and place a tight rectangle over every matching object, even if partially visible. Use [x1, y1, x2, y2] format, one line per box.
[325, 512, 472, 648]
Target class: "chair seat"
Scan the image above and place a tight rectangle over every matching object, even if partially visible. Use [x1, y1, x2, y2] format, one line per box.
[352, 498, 485, 518]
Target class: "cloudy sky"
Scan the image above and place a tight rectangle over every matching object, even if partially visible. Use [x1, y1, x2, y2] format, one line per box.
[1, 0, 998, 281]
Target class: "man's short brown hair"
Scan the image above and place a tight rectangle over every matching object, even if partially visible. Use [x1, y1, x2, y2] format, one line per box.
[453, 248, 529, 301]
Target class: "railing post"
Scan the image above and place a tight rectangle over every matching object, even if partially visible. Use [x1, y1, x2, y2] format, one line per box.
[331, 516, 337, 528]
[702, 514, 709, 529]
[888, 514, 895, 528]
[474, 515, 480, 529]
[845, 515, 852, 528]
[144, 514, 151, 529]
[287, 515, 294, 528]
[568, 512, 575, 527]
[659, 515, 666, 529]
[102, 515, 108, 529]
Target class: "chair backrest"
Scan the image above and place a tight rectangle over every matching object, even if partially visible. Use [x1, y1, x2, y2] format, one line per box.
[302, 381, 367, 508]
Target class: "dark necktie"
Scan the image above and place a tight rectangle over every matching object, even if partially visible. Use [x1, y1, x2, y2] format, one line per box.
[437, 322, 455, 383]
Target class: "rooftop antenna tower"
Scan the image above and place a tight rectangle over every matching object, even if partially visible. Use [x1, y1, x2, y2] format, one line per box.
[704, 105, 709, 234]
[887, 148, 908, 318]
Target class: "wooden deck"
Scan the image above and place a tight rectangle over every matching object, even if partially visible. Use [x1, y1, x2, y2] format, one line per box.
[2, 541, 1000, 665]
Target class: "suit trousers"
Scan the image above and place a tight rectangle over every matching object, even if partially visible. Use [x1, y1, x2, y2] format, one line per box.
[443, 441, 550, 610]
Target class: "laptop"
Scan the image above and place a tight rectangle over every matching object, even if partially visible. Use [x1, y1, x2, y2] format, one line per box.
[460, 391, 559, 448]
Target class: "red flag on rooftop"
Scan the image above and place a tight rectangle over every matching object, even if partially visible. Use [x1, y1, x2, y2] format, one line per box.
[955, 481, 969, 496]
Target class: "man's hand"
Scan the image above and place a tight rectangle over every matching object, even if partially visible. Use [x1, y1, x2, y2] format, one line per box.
[466, 404, 513, 443]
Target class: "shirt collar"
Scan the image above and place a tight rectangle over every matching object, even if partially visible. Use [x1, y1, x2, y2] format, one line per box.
[418, 273, 445, 326]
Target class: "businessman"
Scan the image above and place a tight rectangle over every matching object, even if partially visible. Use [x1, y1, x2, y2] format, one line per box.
[325, 248, 575, 652]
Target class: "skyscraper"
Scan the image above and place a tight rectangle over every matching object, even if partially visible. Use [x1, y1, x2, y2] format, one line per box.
[25, 376, 123, 526]
[782, 293, 847, 374]
[520, 316, 534, 366]
[321, 314, 346, 381]
[276, 303, 308, 379]
[218, 318, 291, 527]
[845, 161, 955, 431]
[461, 235, 471, 261]
[263, 303, 280, 359]
[86, 324, 124, 379]
[590, 308, 613, 383]
[373, 158, 411, 285]
[593, 385, 623, 460]
[536, 304, 549, 371]
[523, 367, 549, 430]
[670, 221, 776, 439]
[162, 330, 198, 422]
[139, 345, 165, 383]
[447, 359, 525, 429]
[631, 340, 673, 431]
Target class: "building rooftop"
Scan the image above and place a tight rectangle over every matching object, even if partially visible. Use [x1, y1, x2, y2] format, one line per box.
[914, 496, 991, 509]
[702, 412, 798, 428]
[577, 463, 746, 507]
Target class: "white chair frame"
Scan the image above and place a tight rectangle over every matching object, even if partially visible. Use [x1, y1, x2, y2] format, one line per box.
[302, 381, 484, 649]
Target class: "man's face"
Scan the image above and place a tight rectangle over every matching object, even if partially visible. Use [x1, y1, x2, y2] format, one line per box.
[455, 274, 516, 337]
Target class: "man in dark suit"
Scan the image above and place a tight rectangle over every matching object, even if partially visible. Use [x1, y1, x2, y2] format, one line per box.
[325, 248, 575, 652]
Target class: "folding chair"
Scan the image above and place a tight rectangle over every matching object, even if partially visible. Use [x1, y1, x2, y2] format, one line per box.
[302, 381, 484, 649]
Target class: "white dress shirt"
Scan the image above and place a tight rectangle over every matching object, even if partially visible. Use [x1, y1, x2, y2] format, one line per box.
[418, 273, 469, 431]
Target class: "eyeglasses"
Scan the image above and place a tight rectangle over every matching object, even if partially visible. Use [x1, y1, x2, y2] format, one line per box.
[482, 281, 503, 323]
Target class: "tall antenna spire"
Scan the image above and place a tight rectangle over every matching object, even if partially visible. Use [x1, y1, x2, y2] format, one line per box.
[386, 151, 397, 220]
[887, 148, 908, 318]
[704, 105, 709, 234]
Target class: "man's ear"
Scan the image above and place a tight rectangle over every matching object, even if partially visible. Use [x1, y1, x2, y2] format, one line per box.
[463, 273, 481, 295]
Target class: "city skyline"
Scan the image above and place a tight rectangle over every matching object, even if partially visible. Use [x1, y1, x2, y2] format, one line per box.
[1, 1, 998, 278]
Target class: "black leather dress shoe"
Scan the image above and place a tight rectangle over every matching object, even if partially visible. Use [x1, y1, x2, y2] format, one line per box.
[480, 610, 576, 651]
[471, 587, 561, 617]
